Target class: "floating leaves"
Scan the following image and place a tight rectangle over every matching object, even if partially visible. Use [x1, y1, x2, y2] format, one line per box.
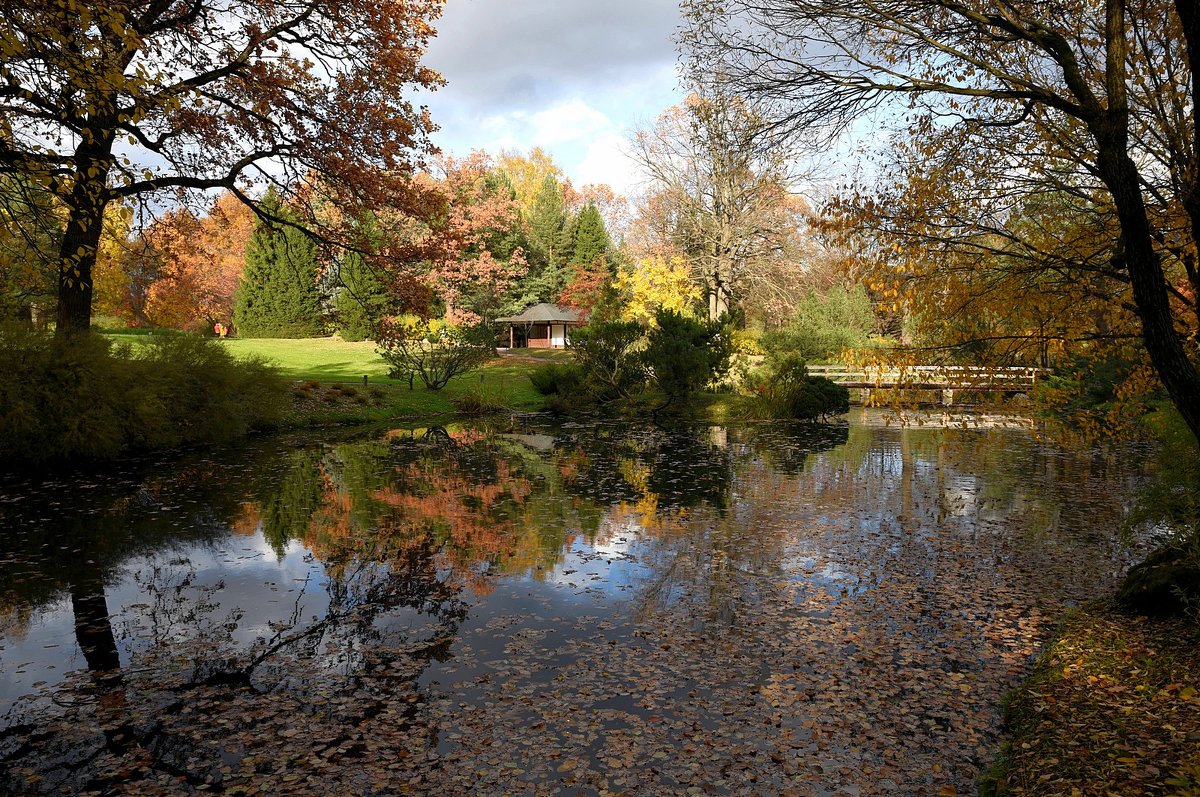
[0, 416, 1158, 795]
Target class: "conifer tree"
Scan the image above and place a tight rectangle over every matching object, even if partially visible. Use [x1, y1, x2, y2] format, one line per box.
[568, 203, 614, 273]
[233, 190, 324, 338]
[528, 175, 568, 270]
[334, 251, 389, 341]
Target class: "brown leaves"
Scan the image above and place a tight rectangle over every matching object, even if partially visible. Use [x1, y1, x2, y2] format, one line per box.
[0, 417, 1171, 795]
[994, 607, 1200, 796]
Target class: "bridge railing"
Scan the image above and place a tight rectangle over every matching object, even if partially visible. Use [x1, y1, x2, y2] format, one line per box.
[805, 364, 1043, 390]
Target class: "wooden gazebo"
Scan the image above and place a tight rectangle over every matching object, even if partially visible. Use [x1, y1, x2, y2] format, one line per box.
[496, 303, 583, 349]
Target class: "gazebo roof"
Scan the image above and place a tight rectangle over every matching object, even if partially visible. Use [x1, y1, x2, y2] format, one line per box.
[495, 302, 583, 324]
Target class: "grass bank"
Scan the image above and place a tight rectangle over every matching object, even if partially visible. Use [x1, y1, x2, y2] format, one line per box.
[212, 336, 547, 425]
[980, 602, 1200, 796]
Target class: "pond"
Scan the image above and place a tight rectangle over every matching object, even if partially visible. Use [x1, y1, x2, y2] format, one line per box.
[0, 411, 1152, 796]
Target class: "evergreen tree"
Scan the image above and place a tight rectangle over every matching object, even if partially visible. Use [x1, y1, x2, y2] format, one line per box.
[232, 189, 325, 338]
[568, 203, 613, 273]
[334, 251, 389, 341]
[334, 213, 391, 341]
[528, 175, 567, 269]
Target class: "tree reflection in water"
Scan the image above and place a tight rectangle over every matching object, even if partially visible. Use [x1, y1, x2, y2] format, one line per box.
[0, 416, 1158, 796]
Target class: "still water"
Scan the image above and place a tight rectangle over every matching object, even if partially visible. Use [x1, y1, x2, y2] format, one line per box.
[0, 411, 1152, 795]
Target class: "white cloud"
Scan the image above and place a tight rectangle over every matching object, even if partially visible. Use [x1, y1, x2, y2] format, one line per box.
[529, 100, 615, 146]
[575, 133, 638, 194]
[420, 0, 685, 192]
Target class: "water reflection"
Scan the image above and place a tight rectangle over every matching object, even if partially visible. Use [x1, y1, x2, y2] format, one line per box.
[0, 414, 1153, 795]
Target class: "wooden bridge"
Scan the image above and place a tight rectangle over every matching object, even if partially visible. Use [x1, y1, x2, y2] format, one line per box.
[805, 364, 1044, 405]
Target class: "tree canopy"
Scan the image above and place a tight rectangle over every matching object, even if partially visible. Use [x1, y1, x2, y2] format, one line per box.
[0, 0, 444, 333]
[628, 91, 809, 322]
[683, 0, 1200, 442]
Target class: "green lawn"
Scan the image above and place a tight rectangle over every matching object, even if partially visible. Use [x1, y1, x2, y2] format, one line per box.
[219, 336, 548, 419]
[219, 336, 392, 382]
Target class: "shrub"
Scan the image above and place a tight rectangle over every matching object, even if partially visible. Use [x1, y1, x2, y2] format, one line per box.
[529, 363, 586, 396]
[643, 310, 732, 408]
[747, 343, 850, 421]
[376, 319, 494, 390]
[568, 319, 647, 401]
[451, 389, 508, 416]
[0, 325, 287, 465]
[782, 375, 850, 421]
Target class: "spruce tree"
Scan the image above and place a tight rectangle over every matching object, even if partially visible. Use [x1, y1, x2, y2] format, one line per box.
[528, 175, 567, 269]
[233, 190, 325, 338]
[568, 203, 613, 273]
[334, 251, 389, 341]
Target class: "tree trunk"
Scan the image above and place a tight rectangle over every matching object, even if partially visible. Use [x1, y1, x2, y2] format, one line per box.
[55, 131, 115, 335]
[70, 570, 121, 673]
[1170, 0, 1200, 333]
[1095, 141, 1200, 444]
[1092, 0, 1200, 445]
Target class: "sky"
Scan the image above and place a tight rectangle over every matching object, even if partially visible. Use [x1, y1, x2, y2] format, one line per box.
[417, 0, 687, 195]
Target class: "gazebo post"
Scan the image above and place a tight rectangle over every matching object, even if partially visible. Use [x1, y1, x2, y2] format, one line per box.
[509, 325, 514, 350]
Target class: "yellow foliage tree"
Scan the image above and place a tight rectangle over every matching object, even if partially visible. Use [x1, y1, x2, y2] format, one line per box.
[618, 256, 702, 325]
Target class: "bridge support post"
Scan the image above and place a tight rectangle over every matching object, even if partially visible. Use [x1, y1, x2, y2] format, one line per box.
[941, 388, 954, 406]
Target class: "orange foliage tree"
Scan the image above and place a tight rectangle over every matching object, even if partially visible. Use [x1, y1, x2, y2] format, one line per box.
[393, 154, 527, 324]
[141, 192, 257, 329]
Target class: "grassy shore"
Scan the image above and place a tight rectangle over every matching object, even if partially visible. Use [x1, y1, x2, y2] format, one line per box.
[103, 334, 551, 425]
[980, 602, 1200, 796]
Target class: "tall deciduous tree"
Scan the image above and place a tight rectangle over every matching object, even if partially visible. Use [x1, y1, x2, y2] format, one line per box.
[141, 192, 256, 329]
[496, 148, 565, 221]
[0, 0, 442, 334]
[683, 0, 1200, 443]
[629, 90, 804, 321]
[412, 154, 527, 323]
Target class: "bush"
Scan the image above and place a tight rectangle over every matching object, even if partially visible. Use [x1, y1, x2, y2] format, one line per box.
[747, 344, 850, 421]
[376, 319, 494, 390]
[783, 375, 850, 421]
[0, 325, 287, 465]
[643, 310, 732, 408]
[568, 319, 647, 401]
[529, 363, 585, 396]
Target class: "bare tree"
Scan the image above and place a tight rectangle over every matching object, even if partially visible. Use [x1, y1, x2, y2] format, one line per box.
[627, 88, 807, 321]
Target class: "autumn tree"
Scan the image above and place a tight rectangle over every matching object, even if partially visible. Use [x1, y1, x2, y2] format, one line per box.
[683, 0, 1200, 443]
[571, 183, 632, 247]
[233, 190, 324, 338]
[0, 0, 443, 335]
[0, 174, 61, 323]
[629, 90, 806, 322]
[415, 154, 527, 323]
[137, 192, 256, 329]
[618, 255, 703, 325]
[496, 148, 566, 221]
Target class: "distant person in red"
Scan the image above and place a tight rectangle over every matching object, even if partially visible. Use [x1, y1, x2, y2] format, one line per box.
[214, 322, 228, 338]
